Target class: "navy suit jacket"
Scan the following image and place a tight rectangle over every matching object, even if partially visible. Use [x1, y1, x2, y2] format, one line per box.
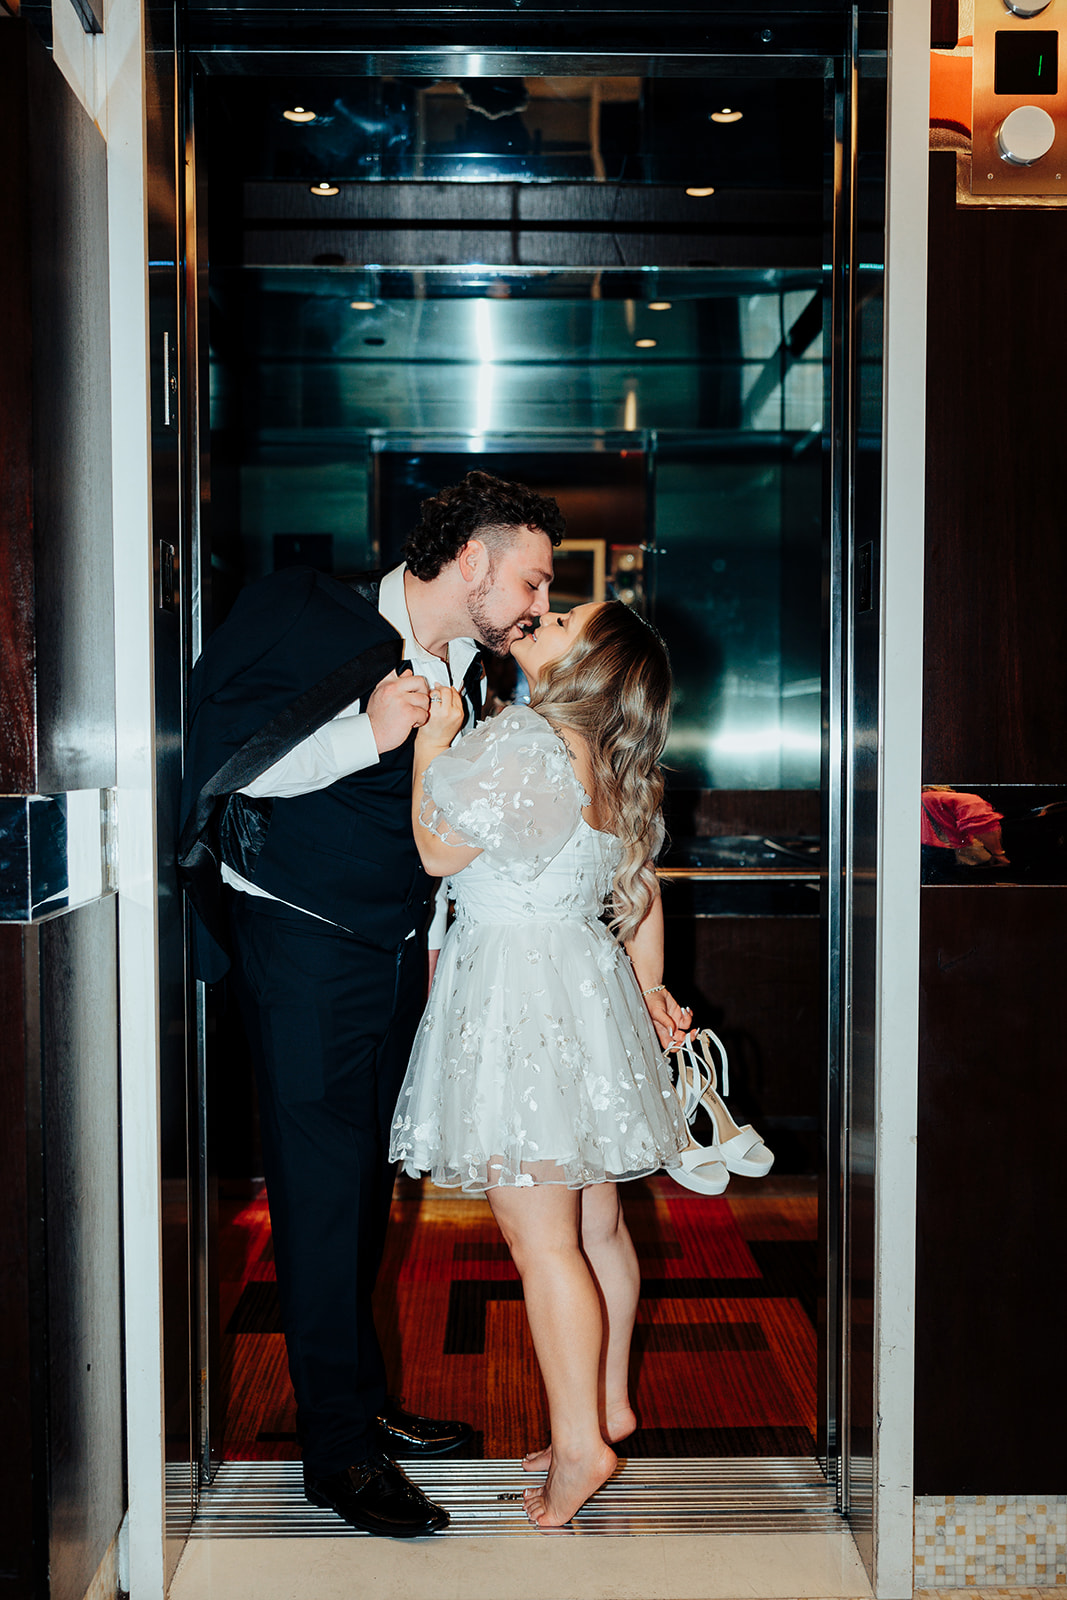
[178, 568, 411, 981]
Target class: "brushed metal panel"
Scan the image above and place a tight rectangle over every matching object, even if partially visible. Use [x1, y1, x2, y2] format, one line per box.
[971, 0, 1067, 197]
[38, 896, 123, 1600]
[0, 923, 41, 1594]
[194, 52, 837, 81]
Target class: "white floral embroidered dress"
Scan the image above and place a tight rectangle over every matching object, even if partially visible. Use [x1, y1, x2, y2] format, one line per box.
[389, 704, 687, 1191]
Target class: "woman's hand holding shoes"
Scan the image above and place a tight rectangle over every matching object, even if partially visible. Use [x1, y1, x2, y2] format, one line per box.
[643, 987, 694, 1052]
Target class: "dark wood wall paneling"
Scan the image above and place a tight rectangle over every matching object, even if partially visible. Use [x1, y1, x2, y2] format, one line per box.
[924, 153, 1067, 783]
[916, 153, 1067, 1493]
[930, 0, 959, 50]
[27, 25, 116, 796]
[666, 787, 821, 841]
[0, 23, 123, 1600]
[0, 22, 115, 796]
[916, 890, 1067, 1490]
[663, 914, 823, 1175]
[664, 789, 823, 1175]
[238, 181, 824, 270]
[0, 43, 47, 1594]
[0, 37, 38, 793]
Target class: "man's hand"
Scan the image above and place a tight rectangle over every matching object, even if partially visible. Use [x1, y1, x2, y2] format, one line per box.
[366, 668, 431, 753]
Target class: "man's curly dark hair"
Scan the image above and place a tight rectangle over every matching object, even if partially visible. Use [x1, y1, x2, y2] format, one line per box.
[402, 471, 566, 581]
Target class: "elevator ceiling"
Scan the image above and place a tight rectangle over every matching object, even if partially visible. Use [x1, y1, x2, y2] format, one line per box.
[183, 2, 864, 76]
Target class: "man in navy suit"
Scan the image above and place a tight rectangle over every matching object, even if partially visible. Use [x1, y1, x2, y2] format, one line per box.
[180, 473, 564, 1535]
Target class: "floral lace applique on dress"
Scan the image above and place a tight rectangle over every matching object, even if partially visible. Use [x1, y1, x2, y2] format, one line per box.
[390, 704, 686, 1191]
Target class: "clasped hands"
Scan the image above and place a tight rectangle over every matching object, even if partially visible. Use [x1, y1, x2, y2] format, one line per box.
[366, 670, 465, 754]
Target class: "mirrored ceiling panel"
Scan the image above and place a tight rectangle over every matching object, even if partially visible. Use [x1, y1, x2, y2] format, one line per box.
[210, 75, 827, 188]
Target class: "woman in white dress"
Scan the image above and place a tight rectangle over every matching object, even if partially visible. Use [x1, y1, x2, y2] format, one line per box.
[389, 600, 693, 1527]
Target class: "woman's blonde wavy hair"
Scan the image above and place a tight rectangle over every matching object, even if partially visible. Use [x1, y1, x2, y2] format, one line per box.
[529, 601, 672, 943]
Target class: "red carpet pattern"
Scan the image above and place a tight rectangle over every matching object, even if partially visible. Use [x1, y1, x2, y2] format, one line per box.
[220, 1176, 817, 1462]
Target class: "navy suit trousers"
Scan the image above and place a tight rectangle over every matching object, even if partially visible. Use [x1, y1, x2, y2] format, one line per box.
[227, 891, 424, 1475]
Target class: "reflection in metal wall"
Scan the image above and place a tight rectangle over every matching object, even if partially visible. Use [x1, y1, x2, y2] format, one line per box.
[210, 268, 825, 791]
[145, 0, 202, 1570]
[831, 8, 889, 1546]
[921, 784, 1067, 884]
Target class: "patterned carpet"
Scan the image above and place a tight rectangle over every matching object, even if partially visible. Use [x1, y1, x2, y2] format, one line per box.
[219, 1174, 817, 1462]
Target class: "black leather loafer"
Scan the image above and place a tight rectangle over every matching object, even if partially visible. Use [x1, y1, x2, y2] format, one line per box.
[374, 1400, 475, 1458]
[304, 1453, 449, 1538]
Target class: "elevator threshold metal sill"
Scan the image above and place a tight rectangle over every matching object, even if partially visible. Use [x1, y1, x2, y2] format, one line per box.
[190, 1457, 841, 1538]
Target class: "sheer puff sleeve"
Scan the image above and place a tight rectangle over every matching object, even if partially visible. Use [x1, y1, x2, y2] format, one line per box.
[420, 704, 584, 881]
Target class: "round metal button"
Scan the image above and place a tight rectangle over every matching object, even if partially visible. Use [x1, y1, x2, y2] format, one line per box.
[997, 104, 1057, 165]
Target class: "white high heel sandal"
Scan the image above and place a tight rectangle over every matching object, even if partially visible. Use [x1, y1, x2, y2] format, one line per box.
[665, 1054, 730, 1195]
[676, 1030, 775, 1179]
[671, 1126, 731, 1195]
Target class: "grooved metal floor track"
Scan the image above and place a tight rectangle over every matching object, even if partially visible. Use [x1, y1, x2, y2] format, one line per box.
[190, 1457, 841, 1538]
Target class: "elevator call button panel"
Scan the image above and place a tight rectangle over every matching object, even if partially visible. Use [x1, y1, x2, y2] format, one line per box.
[972, 0, 1067, 194]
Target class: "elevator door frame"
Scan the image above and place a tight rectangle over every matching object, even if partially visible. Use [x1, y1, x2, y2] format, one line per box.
[173, 21, 927, 1597]
[194, 21, 851, 1516]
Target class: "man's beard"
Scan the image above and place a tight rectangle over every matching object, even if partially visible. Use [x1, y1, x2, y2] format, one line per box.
[467, 571, 528, 657]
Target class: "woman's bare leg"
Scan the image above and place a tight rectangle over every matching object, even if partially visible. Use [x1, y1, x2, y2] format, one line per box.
[523, 1182, 640, 1471]
[487, 1183, 617, 1527]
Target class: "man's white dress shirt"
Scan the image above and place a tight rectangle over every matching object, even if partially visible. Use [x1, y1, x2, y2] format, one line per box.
[221, 563, 479, 946]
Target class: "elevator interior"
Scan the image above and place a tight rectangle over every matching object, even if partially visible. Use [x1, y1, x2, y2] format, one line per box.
[154, 7, 890, 1569]
[207, 259, 829, 1153]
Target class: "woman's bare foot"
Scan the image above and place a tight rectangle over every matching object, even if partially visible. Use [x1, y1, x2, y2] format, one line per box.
[602, 1402, 637, 1448]
[523, 1442, 617, 1529]
[522, 1404, 636, 1472]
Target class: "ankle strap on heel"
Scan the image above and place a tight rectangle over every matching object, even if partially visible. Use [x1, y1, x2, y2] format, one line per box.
[669, 1028, 731, 1118]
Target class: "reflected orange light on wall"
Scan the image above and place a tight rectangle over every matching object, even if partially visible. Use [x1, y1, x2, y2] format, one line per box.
[931, 39, 974, 139]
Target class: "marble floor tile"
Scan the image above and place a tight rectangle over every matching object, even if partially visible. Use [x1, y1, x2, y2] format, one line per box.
[169, 1530, 872, 1600]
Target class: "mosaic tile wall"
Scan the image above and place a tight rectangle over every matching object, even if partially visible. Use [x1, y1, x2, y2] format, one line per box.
[915, 1496, 1067, 1588]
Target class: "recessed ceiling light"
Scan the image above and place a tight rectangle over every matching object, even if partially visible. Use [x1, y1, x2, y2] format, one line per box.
[711, 108, 743, 124]
[284, 106, 317, 123]
[635, 338, 657, 349]
[310, 181, 339, 196]
[685, 186, 716, 198]
[349, 301, 376, 310]
[648, 301, 672, 311]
